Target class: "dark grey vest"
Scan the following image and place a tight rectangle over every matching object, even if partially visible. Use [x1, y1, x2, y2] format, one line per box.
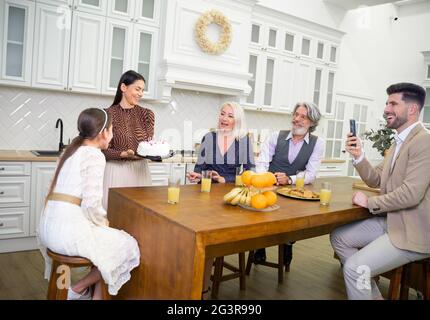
[268, 130, 318, 175]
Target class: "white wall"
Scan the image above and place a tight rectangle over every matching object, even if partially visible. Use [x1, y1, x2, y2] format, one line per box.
[0, 86, 291, 151]
[335, 1, 430, 159]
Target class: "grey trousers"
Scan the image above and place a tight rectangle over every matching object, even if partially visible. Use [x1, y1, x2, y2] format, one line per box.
[330, 216, 430, 300]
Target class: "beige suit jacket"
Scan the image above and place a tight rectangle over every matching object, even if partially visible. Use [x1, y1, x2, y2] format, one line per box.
[355, 123, 430, 253]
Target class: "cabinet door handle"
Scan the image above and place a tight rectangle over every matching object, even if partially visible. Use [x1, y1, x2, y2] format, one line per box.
[326, 166, 337, 169]
[0, 191, 4, 195]
[0, 167, 4, 171]
[0, 222, 4, 227]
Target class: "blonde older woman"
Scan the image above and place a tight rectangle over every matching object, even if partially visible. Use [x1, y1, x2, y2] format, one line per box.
[187, 101, 255, 184]
[186, 102, 254, 299]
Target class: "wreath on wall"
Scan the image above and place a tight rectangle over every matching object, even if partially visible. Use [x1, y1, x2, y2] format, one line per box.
[194, 9, 232, 55]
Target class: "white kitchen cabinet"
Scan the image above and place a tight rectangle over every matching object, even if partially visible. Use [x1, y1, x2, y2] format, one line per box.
[107, 0, 160, 27]
[102, 17, 158, 97]
[0, 0, 35, 87]
[30, 162, 55, 236]
[245, 7, 343, 114]
[148, 162, 170, 186]
[277, 55, 313, 113]
[32, 3, 71, 90]
[0, 176, 31, 208]
[0, 207, 29, 240]
[170, 163, 185, 185]
[185, 163, 197, 185]
[0, 161, 31, 242]
[102, 18, 132, 93]
[131, 24, 158, 97]
[73, 0, 107, 16]
[317, 162, 346, 177]
[68, 10, 106, 93]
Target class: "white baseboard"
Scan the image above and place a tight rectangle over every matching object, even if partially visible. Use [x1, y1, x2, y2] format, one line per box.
[0, 237, 38, 253]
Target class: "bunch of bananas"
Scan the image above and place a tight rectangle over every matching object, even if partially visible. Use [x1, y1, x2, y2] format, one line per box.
[223, 187, 253, 206]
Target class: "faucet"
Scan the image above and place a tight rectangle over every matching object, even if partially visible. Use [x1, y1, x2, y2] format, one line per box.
[55, 118, 64, 151]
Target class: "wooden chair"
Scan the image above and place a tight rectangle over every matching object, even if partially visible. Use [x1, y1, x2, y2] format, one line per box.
[211, 252, 246, 299]
[334, 252, 430, 299]
[388, 258, 430, 300]
[47, 249, 110, 300]
[245, 244, 289, 284]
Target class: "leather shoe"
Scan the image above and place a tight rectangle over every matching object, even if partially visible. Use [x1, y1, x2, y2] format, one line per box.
[253, 248, 266, 264]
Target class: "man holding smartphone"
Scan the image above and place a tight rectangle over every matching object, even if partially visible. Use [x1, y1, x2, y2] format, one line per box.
[331, 83, 430, 299]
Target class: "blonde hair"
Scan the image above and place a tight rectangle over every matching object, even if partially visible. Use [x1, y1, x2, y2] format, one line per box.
[217, 102, 248, 139]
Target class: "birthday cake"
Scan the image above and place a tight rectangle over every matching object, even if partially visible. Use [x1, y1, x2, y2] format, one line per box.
[137, 140, 171, 157]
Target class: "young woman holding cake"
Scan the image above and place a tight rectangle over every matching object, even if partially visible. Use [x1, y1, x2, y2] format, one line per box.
[102, 70, 155, 209]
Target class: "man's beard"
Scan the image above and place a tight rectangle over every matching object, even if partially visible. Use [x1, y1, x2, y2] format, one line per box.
[292, 126, 308, 136]
[384, 113, 408, 130]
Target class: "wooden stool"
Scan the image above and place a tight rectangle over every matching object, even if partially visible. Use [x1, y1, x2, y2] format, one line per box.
[47, 249, 110, 300]
[388, 258, 430, 300]
[245, 245, 288, 284]
[211, 252, 246, 299]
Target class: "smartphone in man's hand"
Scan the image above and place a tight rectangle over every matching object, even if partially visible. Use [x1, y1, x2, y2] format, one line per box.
[350, 119, 357, 147]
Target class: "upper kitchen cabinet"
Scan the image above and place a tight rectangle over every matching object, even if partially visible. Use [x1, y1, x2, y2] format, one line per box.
[68, 11, 106, 93]
[32, 3, 106, 93]
[107, 0, 160, 27]
[72, 0, 107, 16]
[31, 3, 71, 90]
[244, 5, 344, 114]
[102, 18, 158, 97]
[0, 0, 35, 87]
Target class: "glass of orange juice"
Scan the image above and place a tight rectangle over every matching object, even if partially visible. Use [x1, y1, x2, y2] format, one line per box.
[296, 171, 305, 189]
[201, 170, 212, 193]
[167, 178, 180, 204]
[235, 166, 243, 186]
[320, 182, 332, 206]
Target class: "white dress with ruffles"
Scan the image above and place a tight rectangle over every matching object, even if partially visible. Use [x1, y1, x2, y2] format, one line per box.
[37, 146, 140, 295]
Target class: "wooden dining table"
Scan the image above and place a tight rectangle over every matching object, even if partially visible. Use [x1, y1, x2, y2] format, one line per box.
[107, 176, 374, 299]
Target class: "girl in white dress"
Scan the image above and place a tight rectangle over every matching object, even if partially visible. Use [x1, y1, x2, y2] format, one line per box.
[38, 108, 140, 299]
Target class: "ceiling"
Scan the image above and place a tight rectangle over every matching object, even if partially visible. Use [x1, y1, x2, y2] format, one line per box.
[323, 0, 422, 10]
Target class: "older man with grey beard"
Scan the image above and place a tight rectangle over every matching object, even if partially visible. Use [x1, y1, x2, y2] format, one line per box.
[253, 102, 325, 269]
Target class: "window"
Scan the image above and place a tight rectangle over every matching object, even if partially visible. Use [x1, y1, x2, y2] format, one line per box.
[317, 42, 324, 59]
[325, 101, 345, 158]
[313, 69, 322, 106]
[301, 38, 310, 56]
[251, 24, 260, 43]
[264, 58, 274, 106]
[285, 33, 294, 51]
[268, 29, 277, 48]
[247, 55, 258, 104]
[330, 46, 337, 63]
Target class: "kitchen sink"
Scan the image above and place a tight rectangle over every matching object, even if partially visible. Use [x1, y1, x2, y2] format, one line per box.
[31, 150, 62, 157]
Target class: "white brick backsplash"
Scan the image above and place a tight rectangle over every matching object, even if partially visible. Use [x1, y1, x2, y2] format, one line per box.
[0, 86, 291, 151]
